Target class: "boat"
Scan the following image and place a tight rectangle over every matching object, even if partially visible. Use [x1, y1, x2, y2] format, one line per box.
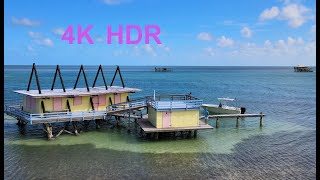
[293, 65, 313, 72]
[202, 98, 246, 114]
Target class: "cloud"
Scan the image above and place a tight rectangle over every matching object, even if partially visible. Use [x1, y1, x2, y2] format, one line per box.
[259, 3, 312, 28]
[241, 27, 252, 38]
[232, 37, 314, 57]
[102, 0, 130, 5]
[27, 31, 54, 47]
[94, 35, 105, 42]
[217, 36, 234, 47]
[52, 28, 65, 36]
[28, 31, 42, 39]
[35, 38, 54, 47]
[203, 47, 214, 56]
[11, 17, 40, 27]
[311, 24, 316, 33]
[27, 45, 34, 52]
[143, 44, 157, 56]
[259, 6, 280, 20]
[197, 32, 212, 41]
[157, 44, 170, 52]
[280, 4, 311, 27]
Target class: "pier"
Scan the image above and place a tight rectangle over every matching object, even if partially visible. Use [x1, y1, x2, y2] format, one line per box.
[201, 113, 265, 128]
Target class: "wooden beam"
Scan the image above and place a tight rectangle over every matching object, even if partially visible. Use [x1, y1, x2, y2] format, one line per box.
[27, 63, 42, 94]
[74, 65, 90, 92]
[51, 65, 66, 92]
[92, 64, 108, 90]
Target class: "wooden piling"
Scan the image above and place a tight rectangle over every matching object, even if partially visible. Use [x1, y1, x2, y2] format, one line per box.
[236, 117, 239, 128]
[154, 132, 159, 140]
[216, 117, 219, 128]
[95, 119, 101, 129]
[194, 130, 197, 138]
[72, 121, 79, 135]
[45, 124, 54, 140]
[260, 112, 263, 127]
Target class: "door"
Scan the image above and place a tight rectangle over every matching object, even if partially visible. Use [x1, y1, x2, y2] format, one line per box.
[114, 93, 121, 104]
[162, 111, 171, 128]
[53, 97, 62, 111]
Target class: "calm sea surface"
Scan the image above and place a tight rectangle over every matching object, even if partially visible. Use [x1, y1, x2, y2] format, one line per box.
[4, 66, 316, 179]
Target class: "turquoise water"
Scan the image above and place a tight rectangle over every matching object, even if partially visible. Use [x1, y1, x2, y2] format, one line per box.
[4, 66, 316, 179]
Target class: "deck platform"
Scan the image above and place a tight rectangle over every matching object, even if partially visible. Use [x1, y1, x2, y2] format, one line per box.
[137, 119, 213, 133]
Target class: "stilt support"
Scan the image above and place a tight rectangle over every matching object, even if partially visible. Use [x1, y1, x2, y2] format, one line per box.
[260, 112, 263, 127]
[194, 130, 198, 138]
[45, 124, 54, 140]
[236, 117, 239, 128]
[216, 117, 220, 128]
[72, 121, 79, 135]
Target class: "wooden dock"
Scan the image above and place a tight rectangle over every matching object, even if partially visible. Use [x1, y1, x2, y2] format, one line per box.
[137, 118, 213, 133]
[201, 113, 265, 128]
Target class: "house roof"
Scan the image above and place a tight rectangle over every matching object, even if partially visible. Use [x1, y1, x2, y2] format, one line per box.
[14, 86, 141, 98]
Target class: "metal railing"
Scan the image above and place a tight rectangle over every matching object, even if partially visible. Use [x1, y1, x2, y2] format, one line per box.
[148, 99, 203, 111]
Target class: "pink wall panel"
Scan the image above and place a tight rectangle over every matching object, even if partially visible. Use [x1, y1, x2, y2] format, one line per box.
[26, 96, 31, 109]
[53, 97, 62, 111]
[31, 98, 36, 111]
[73, 96, 82, 106]
[114, 94, 121, 104]
[92, 96, 99, 110]
[162, 111, 171, 128]
[98, 95, 106, 106]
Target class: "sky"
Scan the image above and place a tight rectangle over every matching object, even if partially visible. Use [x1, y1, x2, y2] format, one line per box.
[4, 0, 317, 66]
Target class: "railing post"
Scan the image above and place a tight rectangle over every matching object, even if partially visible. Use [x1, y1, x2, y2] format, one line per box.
[30, 114, 32, 125]
[70, 112, 72, 122]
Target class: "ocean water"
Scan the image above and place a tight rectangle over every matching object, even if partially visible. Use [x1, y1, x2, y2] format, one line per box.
[4, 66, 316, 179]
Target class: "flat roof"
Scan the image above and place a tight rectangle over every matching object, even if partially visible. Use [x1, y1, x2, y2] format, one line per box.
[14, 86, 142, 98]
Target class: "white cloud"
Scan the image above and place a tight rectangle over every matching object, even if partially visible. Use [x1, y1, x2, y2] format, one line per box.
[52, 28, 65, 36]
[217, 36, 234, 47]
[35, 38, 54, 47]
[241, 27, 252, 38]
[259, 3, 312, 28]
[102, 0, 130, 5]
[259, 6, 280, 20]
[11, 17, 40, 27]
[143, 44, 157, 56]
[197, 32, 212, 41]
[280, 4, 311, 27]
[27, 45, 34, 52]
[203, 47, 214, 56]
[311, 24, 316, 33]
[28, 31, 42, 39]
[94, 35, 105, 42]
[27, 31, 54, 47]
[157, 44, 170, 52]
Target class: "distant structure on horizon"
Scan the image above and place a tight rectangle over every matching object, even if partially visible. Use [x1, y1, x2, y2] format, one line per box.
[294, 65, 313, 72]
[154, 67, 172, 72]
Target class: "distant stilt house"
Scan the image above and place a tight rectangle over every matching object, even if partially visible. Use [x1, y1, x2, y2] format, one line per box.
[155, 67, 172, 72]
[294, 65, 313, 72]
